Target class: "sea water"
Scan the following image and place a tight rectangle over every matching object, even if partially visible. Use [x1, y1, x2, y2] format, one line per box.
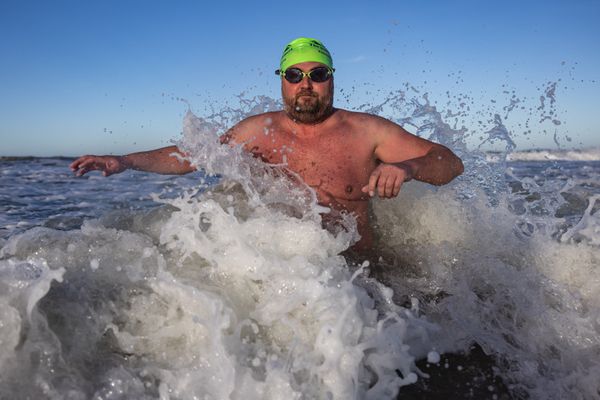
[1, 92, 599, 399]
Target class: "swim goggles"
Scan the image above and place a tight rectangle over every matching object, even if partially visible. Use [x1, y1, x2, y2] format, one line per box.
[275, 66, 334, 84]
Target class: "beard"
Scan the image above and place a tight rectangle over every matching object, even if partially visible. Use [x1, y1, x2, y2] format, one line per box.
[283, 87, 334, 124]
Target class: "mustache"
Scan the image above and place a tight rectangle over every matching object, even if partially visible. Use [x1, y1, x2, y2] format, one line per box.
[295, 90, 317, 99]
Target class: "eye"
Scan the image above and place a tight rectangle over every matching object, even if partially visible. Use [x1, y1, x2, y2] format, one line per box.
[309, 67, 331, 82]
[284, 68, 303, 83]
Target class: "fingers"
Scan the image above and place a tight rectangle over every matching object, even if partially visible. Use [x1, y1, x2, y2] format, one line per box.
[362, 164, 407, 199]
[378, 174, 389, 197]
[383, 176, 404, 197]
[77, 159, 98, 175]
[360, 169, 392, 198]
[71, 156, 103, 177]
[366, 169, 381, 197]
[69, 156, 89, 171]
[392, 176, 402, 197]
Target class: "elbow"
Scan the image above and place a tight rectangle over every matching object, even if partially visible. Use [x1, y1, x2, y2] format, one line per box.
[219, 133, 231, 145]
[443, 154, 464, 184]
[455, 156, 464, 177]
[435, 147, 464, 185]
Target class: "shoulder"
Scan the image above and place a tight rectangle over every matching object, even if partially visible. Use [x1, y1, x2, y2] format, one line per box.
[335, 109, 397, 129]
[334, 110, 436, 160]
[334, 109, 408, 141]
[235, 111, 282, 131]
[221, 111, 283, 144]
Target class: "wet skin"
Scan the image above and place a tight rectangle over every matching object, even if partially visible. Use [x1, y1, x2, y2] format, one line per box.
[222, 109, 379, 248]
[220, 62, 464, 249]
[71, 62, 464, 251]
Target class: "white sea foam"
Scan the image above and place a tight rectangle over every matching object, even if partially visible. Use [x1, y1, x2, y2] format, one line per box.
[372, 183, 600, 399]
[487, 147, 600, 162]
[0, 111, 440, 400]
[1, 86, 599, 399]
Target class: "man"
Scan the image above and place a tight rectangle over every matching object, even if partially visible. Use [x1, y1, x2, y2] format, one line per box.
[70, 37, 464, 250]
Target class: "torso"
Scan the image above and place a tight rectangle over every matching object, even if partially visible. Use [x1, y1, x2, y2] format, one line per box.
[260, 114, 375, 197]
[227, 109, 381, 249]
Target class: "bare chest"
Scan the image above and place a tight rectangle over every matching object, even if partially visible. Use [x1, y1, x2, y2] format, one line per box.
[252, 129, 377, 200]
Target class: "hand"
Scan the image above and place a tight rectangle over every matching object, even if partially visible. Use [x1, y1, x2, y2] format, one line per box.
[70, 155, 128, 177]
[361, 162, 413, 198]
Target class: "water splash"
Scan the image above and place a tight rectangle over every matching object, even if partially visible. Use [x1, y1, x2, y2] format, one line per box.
[1, 76, 599, 399]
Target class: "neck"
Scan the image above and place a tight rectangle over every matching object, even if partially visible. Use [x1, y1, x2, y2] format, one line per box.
[284, 106, 336, 127]
[283, 108, 338, 138]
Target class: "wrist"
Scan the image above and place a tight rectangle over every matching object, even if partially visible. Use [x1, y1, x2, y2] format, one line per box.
[118, 155, 133, 170]
[394, 162, 415, 181]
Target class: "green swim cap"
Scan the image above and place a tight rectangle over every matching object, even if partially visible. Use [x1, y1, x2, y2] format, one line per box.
[279, 37, 333, 72]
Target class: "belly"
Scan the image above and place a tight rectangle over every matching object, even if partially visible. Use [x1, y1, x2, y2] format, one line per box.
[317, 193, 373, 250]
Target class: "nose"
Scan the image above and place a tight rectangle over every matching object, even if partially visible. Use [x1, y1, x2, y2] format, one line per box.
[299, 73, 313, 89]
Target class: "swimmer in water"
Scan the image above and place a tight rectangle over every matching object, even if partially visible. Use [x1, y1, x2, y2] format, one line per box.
[70, 37, 464, 251]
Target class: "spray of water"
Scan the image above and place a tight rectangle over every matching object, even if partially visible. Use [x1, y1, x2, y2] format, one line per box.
[1, 78, 599, 399]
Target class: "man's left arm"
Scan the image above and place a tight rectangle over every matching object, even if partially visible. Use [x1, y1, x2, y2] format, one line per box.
[362, 116, 464, 198]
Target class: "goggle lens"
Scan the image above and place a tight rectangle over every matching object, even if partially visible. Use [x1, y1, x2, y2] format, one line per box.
[281, 67, 333, 83]
[308, 67, 331, 82]
[284, 68, 303, 83]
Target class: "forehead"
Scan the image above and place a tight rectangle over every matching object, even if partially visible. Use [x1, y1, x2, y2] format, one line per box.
[287, 61, 328, 71]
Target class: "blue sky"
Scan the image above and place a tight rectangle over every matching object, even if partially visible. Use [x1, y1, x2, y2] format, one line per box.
[1, 0, 598, 156]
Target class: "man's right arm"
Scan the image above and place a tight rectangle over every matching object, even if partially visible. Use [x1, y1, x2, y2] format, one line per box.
[71, 113, 273, 177]
[70, 145, 196, 177]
